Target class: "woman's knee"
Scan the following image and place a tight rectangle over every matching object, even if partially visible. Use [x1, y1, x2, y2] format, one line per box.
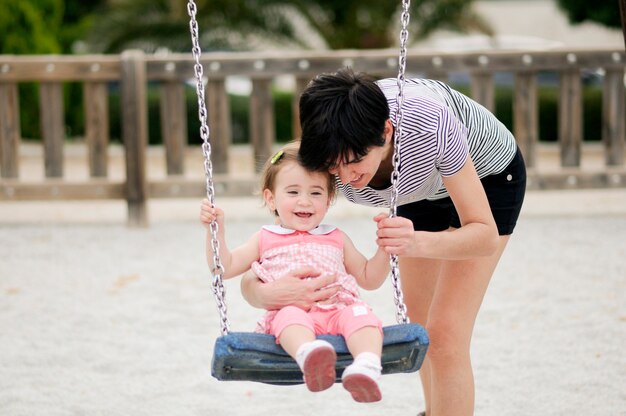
[425, 319, 471, 362]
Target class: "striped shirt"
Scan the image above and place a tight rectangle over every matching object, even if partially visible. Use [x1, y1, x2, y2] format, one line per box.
[339, 78, 517, 207]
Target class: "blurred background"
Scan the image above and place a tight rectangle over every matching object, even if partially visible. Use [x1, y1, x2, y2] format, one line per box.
[2, 0, 624, 147]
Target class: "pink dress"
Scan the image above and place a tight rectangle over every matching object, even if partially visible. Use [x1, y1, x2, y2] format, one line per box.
[252, 224, 361, 333]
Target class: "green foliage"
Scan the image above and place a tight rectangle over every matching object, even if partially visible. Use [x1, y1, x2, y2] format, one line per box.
[286, 0, 492, 49]
[58, 0, 107, 53]
[19, 82, 86, 141]
[87, 0, 304, 53]
[86, 0, 489, 52]
[3, 0, 107, 141]
[0, 0, 489, 53]
[557, 0, 623, 28]
[18, 85, 41, 140]
[0, 0, 62, 54]
[0, 0, 105, 54]
[229, 94, 250, 144]
[273, 90, 295, 143]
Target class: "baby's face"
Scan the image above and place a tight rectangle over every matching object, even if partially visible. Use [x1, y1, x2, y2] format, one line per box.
[264, 161, 331, 231]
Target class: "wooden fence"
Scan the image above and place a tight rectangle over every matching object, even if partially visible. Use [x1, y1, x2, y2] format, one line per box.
[0, 48, 625, 226]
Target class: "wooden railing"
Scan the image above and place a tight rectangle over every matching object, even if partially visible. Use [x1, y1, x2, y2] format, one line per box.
[0, 48, 625, 225]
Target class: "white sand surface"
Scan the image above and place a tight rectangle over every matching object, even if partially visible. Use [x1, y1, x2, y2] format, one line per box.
[1, 190, 625, 415]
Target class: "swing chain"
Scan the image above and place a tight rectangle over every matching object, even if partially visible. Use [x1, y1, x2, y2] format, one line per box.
[189, 0, 411, 329]
[389, 0, 411, 325]
[187, 0, 230, 335]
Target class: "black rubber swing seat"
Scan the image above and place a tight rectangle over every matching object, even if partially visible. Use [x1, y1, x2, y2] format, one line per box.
[211, 323, 429, 385]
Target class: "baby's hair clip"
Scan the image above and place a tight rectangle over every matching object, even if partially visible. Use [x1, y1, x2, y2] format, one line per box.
[270, 150, 284, 164]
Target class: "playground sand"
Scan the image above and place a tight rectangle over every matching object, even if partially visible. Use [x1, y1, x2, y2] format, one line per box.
[1, 189, 625, 415]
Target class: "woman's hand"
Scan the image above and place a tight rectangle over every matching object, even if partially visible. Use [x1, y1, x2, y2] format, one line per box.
[374, 213, 417, 256]
[241, 267, 340, 311]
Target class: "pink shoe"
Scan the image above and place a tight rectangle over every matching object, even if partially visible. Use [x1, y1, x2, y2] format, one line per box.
[299, 340, 337, 392]
[341, 360, 382, 403]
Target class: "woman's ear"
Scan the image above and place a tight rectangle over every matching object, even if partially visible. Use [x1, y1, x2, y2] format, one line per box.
[384, 119, 393, 141]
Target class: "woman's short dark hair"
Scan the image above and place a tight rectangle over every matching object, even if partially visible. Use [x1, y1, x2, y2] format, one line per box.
[298, 67, 389, 172]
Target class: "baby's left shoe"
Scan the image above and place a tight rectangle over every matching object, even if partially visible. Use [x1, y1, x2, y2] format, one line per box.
[341, 352, 382, 403]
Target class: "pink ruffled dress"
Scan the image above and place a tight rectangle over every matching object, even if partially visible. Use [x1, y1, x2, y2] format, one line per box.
[252, 224, 361, 333]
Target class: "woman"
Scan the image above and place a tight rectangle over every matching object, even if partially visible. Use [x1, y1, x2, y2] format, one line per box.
[242, 67, 526, 415]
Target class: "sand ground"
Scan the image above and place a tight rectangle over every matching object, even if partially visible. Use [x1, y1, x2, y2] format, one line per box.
[1, 189, 625, 415]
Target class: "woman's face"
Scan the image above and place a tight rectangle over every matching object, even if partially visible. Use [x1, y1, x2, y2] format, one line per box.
[329, 145, 387, 188]
[329, 120, 393, 189]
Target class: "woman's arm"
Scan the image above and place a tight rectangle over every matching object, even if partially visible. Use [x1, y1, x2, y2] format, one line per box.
[240, 268, 341, 310]
[375, 158, 499, 259]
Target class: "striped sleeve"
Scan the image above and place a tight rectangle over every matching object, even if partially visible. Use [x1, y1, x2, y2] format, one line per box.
[436, 106, 469, 177]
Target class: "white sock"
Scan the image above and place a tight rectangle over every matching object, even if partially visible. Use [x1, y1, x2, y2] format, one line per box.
[343, 352, 382, 380]
[354, 352, 381, 368]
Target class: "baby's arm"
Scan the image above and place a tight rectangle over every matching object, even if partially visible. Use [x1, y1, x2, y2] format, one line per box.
[200, 199, 260, 279]
[342, 232, 390, 290]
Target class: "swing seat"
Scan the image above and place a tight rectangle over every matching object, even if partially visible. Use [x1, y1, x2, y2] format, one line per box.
[211, 323, 429, 385]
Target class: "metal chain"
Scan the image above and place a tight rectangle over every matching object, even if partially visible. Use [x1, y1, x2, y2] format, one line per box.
[389, 0, 411, 325]
[187, 0, 230, 335]
[187, 0, 411, 330]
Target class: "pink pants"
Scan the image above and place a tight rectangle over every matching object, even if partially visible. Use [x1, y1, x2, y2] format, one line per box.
[270, 303, 383, 343]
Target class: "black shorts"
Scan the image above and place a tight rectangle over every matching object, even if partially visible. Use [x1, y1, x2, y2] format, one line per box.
[397, 147, 526, 236]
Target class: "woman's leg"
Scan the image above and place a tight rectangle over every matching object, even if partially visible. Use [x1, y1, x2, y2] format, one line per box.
[399, 257, 443, 415]
[426, 235, 509, 416]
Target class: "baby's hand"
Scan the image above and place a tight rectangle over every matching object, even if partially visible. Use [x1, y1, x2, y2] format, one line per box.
[199, 199, 224, 228]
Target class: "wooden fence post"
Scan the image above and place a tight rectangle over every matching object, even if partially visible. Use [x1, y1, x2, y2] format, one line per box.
[602, 67, 625, 166]
[471, 71, 495, 113]
[513, 71, 539, 168]
[39, 82, 65, 178]
[121, 50, 149, 227]
[559, 69, 582, 167]
[0, 82, 20, 178]
[84, 82, 110, 177]
[160, 81, 187, 175]
[250, 77, 275, 172]
[207, 77, 230, 174]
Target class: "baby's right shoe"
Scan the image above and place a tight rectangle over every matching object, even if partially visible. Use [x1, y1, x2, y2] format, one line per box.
[296, 340, 337, 392]
[341, 352, 382, 403]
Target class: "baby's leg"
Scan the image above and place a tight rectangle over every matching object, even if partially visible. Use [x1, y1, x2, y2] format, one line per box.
[271, 306, 336, 392]
[332, 304, 384, 402]
[332, 303, 383, 356]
